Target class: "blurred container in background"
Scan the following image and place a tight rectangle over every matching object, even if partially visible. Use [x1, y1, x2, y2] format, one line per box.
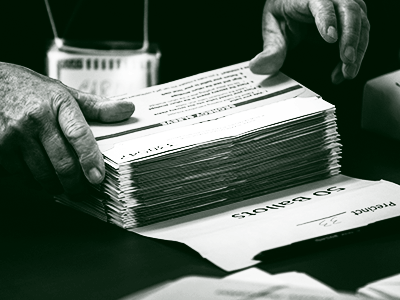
[45, 0, 160, 97]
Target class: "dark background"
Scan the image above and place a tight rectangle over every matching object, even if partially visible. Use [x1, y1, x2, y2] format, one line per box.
[1, 0, 399, 140]
[1, 1, 400, 299]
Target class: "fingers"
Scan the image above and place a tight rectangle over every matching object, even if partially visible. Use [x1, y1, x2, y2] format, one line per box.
[336, 0, 370, 79]
[335, 2, 360, 64]
[0, 63, 115, 198]
[250, 9, 287, 75]
[252, 0, 369, 82]
[1, 135, 84, 196]
[307, 0, 338, 43]
[39, 121, 86, 195]
[54, 90, 105, 185]
[341, 21, 368, 80]
[0, 97, 91, 196]
[65, 86, 135, 123]
[301, 0, 369, 80]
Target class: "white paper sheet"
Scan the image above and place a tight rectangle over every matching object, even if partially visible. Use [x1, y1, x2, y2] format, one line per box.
[131, 175, 400, 271]
[79, 61, 400, 273]
[120, 276, 361, 300]
[224, 268, 337, 294]
[103, 96, 335, 165]
[91, 62, 318, 152]
[357, 274, 400, 299]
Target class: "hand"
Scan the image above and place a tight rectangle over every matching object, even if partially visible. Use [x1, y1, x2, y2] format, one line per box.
[249, 0, 370, 84]
[0, 63, 135, 197]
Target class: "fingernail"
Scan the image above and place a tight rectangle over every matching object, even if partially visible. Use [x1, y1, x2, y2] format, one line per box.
[88, 167, 103, 184]
[344, 46, 356, 63]
[118, 101, 135, 116]
[327, 26, 337, 41]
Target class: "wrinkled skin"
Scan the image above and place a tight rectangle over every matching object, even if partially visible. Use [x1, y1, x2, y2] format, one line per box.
[0, 63, 135, 197]
[250, 0, 370, 84]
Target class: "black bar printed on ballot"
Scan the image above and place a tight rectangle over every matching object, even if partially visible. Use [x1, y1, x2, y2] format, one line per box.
[95, 85, 303, 141]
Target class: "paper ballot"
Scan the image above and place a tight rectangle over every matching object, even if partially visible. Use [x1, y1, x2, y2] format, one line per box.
[91, 62, 319, 151]
[133, 175, 400, 271]
[57, 61, 342, 228]
[55, 61, 400, 272]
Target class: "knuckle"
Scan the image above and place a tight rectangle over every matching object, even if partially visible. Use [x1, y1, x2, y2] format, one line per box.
[342, 1, 362, 15]
[69, 88, 81, 99]
[341, 28, 360, 45]
[51, 89, 73, 108]
[85, 98, 101, 119]
[62, 120, 99, 165]
[357, 43, 368, 56]
[55, 158, 79, 177]
[0, 104, 49, 142]
[25, 102, 51, 123]
[314, 1, 335, 17]
[354, 0, 367, 14]
[79, 149, 99, 166]
[316, 8, 336, 24]
[63, 120, 89, 142]
[338, 4, 362, 38]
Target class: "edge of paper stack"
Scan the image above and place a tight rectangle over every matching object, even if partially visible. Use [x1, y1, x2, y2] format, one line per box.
[55, 61, 341, 228]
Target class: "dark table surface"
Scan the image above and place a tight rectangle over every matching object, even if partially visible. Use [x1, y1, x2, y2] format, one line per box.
[1, 128, 400, 300]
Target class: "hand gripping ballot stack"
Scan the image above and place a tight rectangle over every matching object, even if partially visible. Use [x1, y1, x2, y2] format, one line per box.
[56, 62, 341, 228]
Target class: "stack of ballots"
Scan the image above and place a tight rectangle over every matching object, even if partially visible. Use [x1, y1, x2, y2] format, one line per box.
[56, 61, 341, 228]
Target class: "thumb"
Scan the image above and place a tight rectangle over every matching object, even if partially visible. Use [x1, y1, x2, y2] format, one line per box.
[249, 11, 287, 75]
[65, 86, 135, 123]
